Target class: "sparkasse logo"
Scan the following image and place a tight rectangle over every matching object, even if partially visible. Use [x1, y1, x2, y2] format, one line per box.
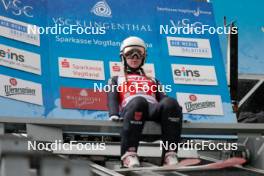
[61, 59, 70, 68]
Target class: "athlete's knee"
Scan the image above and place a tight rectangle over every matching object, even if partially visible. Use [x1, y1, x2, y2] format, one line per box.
[124, 97, 148, 122]
[160, 97, 182, 113]
[128, 96, 149, 110]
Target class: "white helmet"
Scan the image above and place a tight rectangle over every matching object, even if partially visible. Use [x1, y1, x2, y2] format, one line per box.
[120, 36, 146, 52]
[120, 36, 147, 69]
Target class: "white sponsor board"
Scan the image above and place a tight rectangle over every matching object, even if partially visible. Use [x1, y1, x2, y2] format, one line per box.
[171, 64, 217, 85]
[0, 16, 40, 46]
[167, 37, 212, 58]
[59, 57, 105, 80]
[0, 74, 43, 105]
[109, 61, 155, 77]
[176, 93, 224, 115]
[0, 44, 41, 75]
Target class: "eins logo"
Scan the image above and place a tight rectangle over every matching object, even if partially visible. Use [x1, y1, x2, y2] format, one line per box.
[1, 0, 34, 18]
[0, 48, 24, 62]
[174, 67, 200, 78]
[91, 0, 112, 18]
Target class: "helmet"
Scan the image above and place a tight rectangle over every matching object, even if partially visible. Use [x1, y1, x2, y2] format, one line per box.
[120, 36, 147, 69]
[120, 36, 146, 52]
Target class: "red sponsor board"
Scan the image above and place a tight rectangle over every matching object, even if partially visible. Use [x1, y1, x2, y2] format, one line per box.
[60, 87, 108, 111]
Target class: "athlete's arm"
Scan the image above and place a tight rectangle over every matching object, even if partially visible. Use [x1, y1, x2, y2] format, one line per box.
[107, 76, 120, 117]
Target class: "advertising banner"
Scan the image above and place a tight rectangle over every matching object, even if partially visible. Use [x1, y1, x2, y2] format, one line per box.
[167, 37, 212, 58]
[0, 74, 43, 105]
[171, 64, 217, 85]
[0, 16, 40, 46]
[0, 0, 237, 125]
[60, 87, 108, 111]
[0, 44, 41, 75]
[58, 57, 105, 80]
[177, 92, 224, 116]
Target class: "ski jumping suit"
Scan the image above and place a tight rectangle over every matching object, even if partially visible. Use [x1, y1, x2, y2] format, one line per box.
[107, 71, 183, 161]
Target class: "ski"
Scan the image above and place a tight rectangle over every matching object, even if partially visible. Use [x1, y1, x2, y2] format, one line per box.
[178, 157, 246, 171]
[116, 157, 246, 172]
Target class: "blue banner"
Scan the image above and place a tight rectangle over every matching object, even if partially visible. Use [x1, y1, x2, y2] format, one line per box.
[0, 0, 237, 124]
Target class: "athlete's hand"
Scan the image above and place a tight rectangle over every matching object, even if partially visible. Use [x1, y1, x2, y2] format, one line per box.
[109, 115, 124, 122]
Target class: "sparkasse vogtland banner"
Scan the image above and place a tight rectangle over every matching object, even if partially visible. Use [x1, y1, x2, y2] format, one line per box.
[0, 0, 237, 124]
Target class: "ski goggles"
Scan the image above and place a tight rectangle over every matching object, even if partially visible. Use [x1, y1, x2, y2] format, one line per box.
[123, 46, 145, 59]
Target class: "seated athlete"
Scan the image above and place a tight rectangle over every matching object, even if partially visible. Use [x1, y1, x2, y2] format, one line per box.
[107, 36, 183, 168]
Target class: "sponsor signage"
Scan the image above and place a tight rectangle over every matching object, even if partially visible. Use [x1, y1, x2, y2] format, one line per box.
[91, 0, 112, 18]
[167, 36, 212, 58]
[109, 61, 155, 77]
[1, 0, 34, 18]
[0, 16, 40, 46]
[176, 92, 224, 115]
[0, 74, 43, 105]
[0, 44, 41, 75]
[157, 7, 212, 16]
[171, 64, 217, 85]
[59, 57, 105, 80]
[60, 87, 108, 110]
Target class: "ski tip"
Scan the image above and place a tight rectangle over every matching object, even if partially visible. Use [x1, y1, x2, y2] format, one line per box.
[227, 157, 247, 165]
[211, 157, 247, 169]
